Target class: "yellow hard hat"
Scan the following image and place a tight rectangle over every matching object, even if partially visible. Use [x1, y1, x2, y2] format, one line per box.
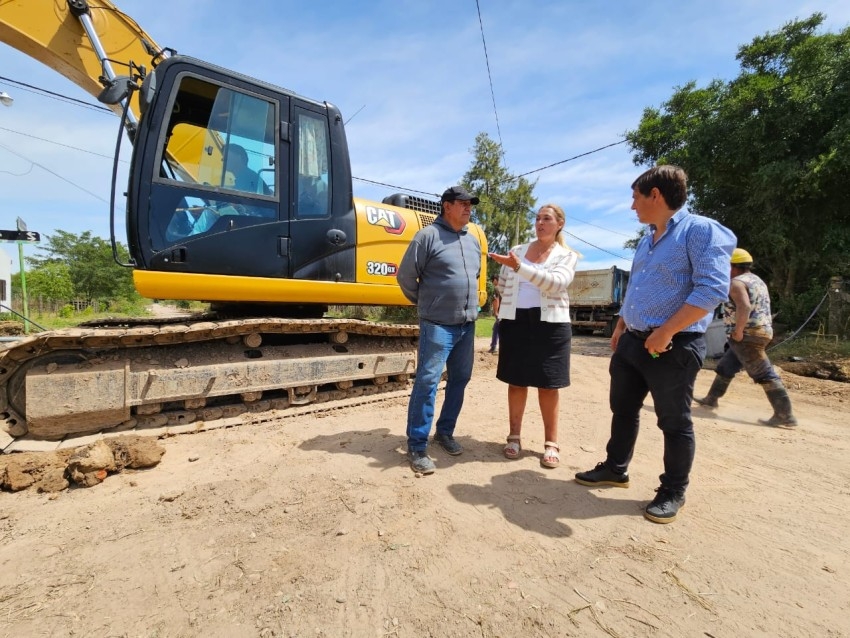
[731, 248, 753, 264]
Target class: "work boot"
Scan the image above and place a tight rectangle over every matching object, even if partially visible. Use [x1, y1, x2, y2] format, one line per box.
[694, 374, 733, 409]
[758, 379, 798, 428]
[408, 450, 436, 474]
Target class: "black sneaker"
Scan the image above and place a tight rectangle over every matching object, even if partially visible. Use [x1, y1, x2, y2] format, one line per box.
[644, 487, 686, 524]
[433, 433, 463, 456]
[408, 450, 436, 474]
[574, 462, 629, 488]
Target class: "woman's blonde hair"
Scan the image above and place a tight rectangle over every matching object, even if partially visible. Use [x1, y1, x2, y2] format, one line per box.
[539, 203, 581, 256]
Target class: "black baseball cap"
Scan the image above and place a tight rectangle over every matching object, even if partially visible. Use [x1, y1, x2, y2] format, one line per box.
[441, 186, 480, 205]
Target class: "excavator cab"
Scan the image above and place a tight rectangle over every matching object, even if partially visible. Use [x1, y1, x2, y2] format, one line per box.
[127, 56, 355, 293]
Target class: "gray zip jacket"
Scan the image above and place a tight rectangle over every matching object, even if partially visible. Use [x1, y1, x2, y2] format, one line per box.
[397, 215, 481, 325]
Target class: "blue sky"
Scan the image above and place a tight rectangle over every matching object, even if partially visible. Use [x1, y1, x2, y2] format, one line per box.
[2, 0, 849, 272]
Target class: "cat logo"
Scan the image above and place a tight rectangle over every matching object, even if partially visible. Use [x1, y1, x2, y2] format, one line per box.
[365, 206, 406, 235]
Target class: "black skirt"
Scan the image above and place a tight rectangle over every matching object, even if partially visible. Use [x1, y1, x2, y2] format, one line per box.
[496, 308, 572, 388]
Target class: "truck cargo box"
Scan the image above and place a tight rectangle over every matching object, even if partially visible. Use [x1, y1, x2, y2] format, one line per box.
[569, 266, 630, 337]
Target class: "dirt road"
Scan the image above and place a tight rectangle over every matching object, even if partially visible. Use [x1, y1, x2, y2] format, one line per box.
[1, 336, 848, 637]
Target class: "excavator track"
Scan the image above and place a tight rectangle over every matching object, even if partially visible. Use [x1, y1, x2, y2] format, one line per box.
[0, 316, 418, 453]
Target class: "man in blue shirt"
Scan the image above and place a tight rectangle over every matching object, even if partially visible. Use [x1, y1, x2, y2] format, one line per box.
[575, 165, 736, 523]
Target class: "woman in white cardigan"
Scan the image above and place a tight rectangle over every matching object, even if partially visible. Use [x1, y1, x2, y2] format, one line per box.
[489, 204, 579, 468]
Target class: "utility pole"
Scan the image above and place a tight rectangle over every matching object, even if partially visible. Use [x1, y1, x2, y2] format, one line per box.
[17, 241, 29, 333]
[16, 218, 31, 334]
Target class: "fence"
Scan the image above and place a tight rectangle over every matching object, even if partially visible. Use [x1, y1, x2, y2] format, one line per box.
[828, 277, 850, 339]
[4, 294, 101, 316]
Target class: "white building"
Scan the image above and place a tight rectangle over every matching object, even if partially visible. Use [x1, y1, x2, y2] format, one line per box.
[0, 247, 12, 308]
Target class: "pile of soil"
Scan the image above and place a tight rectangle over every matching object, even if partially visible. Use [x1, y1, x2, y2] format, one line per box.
[0, 320, 24, 336]
[778, 357, 850, 383]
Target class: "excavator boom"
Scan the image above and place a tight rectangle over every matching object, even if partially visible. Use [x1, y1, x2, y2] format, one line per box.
[0, 0, 162, 120]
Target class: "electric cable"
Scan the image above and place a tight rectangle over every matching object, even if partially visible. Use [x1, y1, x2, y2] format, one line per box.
[767, 288, 831, 352]
[563, 230, 629, 262]
[474, 0, 504, 152]
[0, 141, 109, 203]
[0, 125, 125, 161]
[0, 75, 113, 114]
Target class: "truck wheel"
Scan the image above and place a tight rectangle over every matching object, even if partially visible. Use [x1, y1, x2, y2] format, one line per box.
[602, 318, 618, 338]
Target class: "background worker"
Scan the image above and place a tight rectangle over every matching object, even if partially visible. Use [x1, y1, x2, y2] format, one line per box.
[488, 275, 501, 354]
[397, 186, 482, 474]
[695, 248, 797, 427]
[574, 165, 736, 524]
[224, 143, 270, 195]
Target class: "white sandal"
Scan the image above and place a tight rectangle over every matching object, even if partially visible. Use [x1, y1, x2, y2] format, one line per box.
[504, 435, 521, 459]
[541, 441, 560, 468]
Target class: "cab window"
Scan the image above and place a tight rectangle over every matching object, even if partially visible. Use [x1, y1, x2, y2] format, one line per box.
[296, 112, 330, 218]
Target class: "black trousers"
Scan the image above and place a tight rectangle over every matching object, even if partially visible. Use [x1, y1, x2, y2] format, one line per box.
[605, 330, 705, 492]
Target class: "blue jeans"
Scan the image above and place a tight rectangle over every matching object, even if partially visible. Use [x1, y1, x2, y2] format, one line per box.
[605, 331, 705, 492]
[406, 320, 476, 452]
[715, 335, 779, 383]
[489, 319, 500, 351]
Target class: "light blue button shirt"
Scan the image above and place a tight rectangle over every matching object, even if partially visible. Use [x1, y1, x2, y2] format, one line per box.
[622, 209, 736, 334]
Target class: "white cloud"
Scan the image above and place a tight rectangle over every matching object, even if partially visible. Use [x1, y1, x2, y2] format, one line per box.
[3, 0, 847, 268]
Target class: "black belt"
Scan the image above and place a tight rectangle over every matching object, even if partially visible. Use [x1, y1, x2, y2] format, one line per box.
[628, 328, 701, 340]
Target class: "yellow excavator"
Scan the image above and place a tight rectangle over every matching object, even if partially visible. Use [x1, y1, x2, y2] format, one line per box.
[0, 0, 488, 451]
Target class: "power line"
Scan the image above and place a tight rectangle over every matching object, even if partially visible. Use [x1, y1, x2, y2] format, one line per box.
[475, 0, 504, 153]
[0, 75, 113, 114]
[0, 125, 126, 161]
[563, 230, 630, 262]
[353, 176, 440, 199]
[515, 139, 629, 179]
[0, 141, 109, 203]
[568, 214, 635, 239]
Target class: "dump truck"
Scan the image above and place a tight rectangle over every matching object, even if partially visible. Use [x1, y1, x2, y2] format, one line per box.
[568, 266, 630, 337]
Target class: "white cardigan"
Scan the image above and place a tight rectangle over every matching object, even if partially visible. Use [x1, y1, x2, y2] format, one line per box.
[497, 243, 578, 323]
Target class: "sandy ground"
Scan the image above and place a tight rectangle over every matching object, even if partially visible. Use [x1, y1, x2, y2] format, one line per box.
[1, 336, 848, 638]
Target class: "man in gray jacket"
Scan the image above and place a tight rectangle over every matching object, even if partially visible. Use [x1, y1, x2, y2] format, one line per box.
[397, 186, 482, 474]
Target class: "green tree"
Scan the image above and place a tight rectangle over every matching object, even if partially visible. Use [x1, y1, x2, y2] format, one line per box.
[26, 230, 137, 303]
[462, 132, 537, 268]
[626, 13, 850, 321]
[15, 262, 74, 302]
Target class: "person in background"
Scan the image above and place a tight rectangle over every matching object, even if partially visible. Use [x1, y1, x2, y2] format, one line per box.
[695, 248, 797, 427]
[224, 143, 270, 195]
[489, 204, 579, 469]
[488, 275, 501, 354]
[397, 186, 483, 475]
[574, 165, 736, 523]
